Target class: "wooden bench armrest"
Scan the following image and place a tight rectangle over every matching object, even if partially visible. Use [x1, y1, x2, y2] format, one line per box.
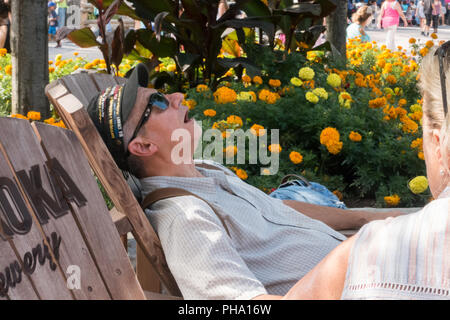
[110, 207, 133, 236]
[144, 291, 183, 300]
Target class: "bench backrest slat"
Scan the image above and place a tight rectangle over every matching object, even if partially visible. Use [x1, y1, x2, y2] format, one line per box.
[0, 117, 145, 300]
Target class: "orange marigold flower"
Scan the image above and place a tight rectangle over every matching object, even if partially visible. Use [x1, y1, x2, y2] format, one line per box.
[213, 86, 237, 104]
[235, 168, 248, 180]
[252, 76, 263, 85]
[203, 109, 216, 117]
[268, 144, 282, 153]
[289, 151, 303, 164]
[268, 79, 281, 88]
[5, 65, 12, 75]
[242, 75, 251, 83]
[384, 194, 400, 206]
[26, 111, 41, 121]
[250, 124, 266, 136]
[226, 115, 243, 127]
[349, 131, 362, 142]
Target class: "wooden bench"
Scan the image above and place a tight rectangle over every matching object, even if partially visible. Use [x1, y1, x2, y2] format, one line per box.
[0, 117, 146, 299]
[45, 72, 182, 298]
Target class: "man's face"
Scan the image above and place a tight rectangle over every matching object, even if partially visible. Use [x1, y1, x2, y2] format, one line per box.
[126, 87, 199, 161]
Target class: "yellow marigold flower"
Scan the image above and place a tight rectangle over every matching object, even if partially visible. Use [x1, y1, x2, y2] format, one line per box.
[166, 64, 176, 72]
[305, 91, 319, 104]
[10, 113, 28, 120]
[252, 76, 263, 85]
[5, 65, 12, 75]
[312, 88, 328, 100]
[418, 151, 425, 160]
[0, 48, 7, 56]
[203, 109, 216, 117]
[268, 79, 281, 88]
[55, 54, 62, 61]
[213, 86, 237, 104]
[384, 194, 400, 206]
[290, 77, 303, 87]
[196, 84, 209, 93]
[26, 111, 41, 121]
[409, 176, 428, 194]
[425, 40, 434, 48]
[338, 92, 352, 108]
[289, 151, 303, 164]
[235, 168, 248, 180]
[237, 91, 257, 102]
[226, 115, 243, 127]
[73, 52, 79, 56]
[298, 67, 315, 80]
[398, 98, 407, 107]
[49, 66, 55, 73]
[409, 38, 416, 44]
[250, 124, 266, 136]
[268, 144, 282, 153]
[431, 33, 438, 39]
[349, 131, 362, 142]
[242, 74, 251, 83]
[410, 104, 422, 113]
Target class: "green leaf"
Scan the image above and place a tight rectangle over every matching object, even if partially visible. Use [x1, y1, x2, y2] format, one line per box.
[136, 29, 178, 58]
[67, 28, 100, 48]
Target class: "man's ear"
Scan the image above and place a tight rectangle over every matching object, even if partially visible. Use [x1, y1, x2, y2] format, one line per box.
[128, 137, 158, 158]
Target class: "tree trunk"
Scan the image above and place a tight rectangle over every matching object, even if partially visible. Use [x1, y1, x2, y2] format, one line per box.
[326, 0, 348, 61]
[10, 0, 50, 118]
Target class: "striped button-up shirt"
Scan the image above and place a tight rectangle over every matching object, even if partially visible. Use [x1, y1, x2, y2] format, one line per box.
[342, 188, 450, 299]
[140, 160, 346, 299]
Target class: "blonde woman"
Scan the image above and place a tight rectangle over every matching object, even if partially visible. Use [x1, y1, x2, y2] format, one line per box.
[346, 6, 373, 42]
[283, 43, 450, 300]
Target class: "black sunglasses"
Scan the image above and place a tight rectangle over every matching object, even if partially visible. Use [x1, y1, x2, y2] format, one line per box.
[125, 91, 170, 158]
[434, 40, 450, 117]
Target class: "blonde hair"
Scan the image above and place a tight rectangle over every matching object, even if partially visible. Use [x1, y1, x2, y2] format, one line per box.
[418, 47, 450, 173]
[352, 6, 373, 24]
[418, 47, 450, 129]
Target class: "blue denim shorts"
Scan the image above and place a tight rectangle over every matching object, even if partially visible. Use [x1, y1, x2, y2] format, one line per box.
[270, 179, 347, 209]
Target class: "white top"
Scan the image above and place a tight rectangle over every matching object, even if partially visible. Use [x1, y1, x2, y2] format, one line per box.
[140, 160, 346, 299]
[342, 187, 450, 299]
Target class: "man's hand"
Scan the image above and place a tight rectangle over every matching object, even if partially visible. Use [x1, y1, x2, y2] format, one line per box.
[283, 200, 407, 231]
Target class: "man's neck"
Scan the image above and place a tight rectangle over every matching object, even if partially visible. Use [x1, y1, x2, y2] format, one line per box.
[144, 158, 204, 178]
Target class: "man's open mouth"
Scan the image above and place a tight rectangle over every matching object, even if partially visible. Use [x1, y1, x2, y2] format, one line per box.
[184, 109, 191, 123]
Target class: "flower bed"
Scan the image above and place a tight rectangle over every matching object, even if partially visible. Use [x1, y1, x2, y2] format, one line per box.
[0, 35, 440, 208]
[184, 38, 439, 208]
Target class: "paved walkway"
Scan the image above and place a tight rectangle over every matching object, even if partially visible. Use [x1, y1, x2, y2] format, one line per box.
[366, 24, 450, 50]
[49, 25, 450, 63]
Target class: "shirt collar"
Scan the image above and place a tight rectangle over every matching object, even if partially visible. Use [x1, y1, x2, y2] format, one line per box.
[139, 164, 230, 199]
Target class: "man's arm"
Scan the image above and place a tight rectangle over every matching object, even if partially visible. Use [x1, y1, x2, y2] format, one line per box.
[283, 200, 405, 231]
